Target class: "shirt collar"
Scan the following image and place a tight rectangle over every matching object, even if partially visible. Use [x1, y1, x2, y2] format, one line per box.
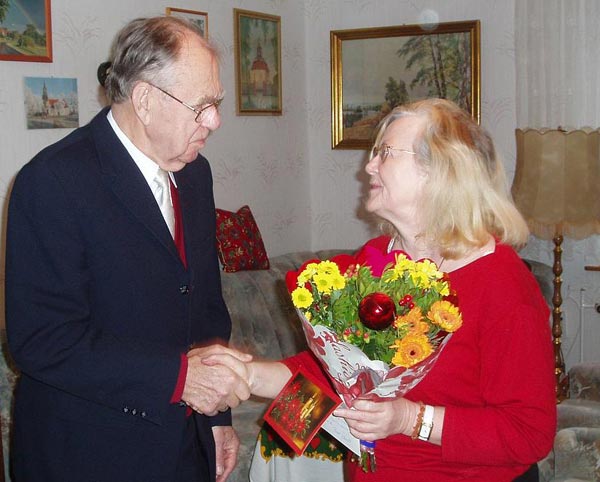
[106, 109, 177, 187]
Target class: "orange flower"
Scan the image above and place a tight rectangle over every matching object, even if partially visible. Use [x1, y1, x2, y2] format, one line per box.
[394, 306, 429, 335]
[427, 300, 463, 332]
[390, 333, 434, 368]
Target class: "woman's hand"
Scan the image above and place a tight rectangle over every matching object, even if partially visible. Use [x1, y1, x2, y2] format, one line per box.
[333, 397, 419, 441]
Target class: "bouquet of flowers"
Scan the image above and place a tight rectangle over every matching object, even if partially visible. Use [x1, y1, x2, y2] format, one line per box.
[285, 243, 463, 470]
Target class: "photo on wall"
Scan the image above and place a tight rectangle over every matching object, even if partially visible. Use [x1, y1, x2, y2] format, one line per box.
[0, 0, 52, 62]
[24, 77, 79, 129]
[234, 8, 281, 115]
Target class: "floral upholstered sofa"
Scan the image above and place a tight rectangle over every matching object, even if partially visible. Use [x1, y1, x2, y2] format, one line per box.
[4, 249, 595, 482]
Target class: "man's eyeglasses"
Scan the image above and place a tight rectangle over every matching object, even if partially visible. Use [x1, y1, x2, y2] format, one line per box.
[150, 83, 223, 123]
[371, 144, 417, 163]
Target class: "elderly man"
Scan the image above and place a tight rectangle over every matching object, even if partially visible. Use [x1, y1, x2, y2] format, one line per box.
[6, 16, 249, 482]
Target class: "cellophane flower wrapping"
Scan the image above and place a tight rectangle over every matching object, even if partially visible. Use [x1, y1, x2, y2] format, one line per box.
[297, 312, 453, 405]
[286, 243, 463, 470]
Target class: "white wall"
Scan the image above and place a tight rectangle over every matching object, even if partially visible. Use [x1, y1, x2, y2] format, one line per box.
[0, 0, 312, 256]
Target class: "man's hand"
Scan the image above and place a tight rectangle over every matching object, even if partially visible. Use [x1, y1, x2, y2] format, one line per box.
[181, 345, 252, 416]
[212, 426, 239, 482]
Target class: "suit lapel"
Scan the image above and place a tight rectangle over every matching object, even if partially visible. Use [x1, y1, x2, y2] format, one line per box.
[174, 160, 216, 272]
[89, 109, 182, 264]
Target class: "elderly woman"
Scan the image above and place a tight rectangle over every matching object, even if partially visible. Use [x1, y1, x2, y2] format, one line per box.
[204, 98, 556, 481]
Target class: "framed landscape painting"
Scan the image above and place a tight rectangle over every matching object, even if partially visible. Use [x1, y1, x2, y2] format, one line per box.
[0, 0, 52, 62]
[234, 8, 281, 115]
[331, 20, 480, 149]
[166, 7, 208, 38]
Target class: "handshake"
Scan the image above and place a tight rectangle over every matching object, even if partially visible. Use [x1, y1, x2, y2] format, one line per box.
[180, 344, 288, 416]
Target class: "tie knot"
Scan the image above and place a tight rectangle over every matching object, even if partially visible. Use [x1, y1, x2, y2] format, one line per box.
[155, 168, 170, 186]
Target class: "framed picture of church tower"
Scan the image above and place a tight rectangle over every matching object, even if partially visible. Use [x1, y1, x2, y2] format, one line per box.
[234, 9, 281, 115]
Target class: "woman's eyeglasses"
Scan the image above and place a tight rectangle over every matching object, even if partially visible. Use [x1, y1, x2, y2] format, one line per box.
[371, 144, 417, 163]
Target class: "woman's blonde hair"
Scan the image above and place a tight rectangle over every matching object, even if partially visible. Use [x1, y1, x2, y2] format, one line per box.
[371, 98, 528, 258]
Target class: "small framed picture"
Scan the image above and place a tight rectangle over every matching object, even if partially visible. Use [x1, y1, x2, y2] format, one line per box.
[24, 77, 79, 129]
[234, 8, 282, 115]
[166, 7, 208, 38]
[264, 367, 341, 455]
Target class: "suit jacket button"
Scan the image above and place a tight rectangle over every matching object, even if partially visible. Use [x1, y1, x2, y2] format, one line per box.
[179, 285, 189, 294]
[131, 408, 137, 415]
[141, 411, 147, 418]
[123, 407, 129, 413]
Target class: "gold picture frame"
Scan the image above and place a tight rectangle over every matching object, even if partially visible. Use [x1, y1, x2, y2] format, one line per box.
[0, 0, 52, 62]
[234, 8, 282, 116]
[331, 20, 480, 149]
[166, 7, 208, 38]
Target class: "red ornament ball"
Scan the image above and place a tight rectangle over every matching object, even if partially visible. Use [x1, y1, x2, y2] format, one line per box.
[358, 292, 396, 330]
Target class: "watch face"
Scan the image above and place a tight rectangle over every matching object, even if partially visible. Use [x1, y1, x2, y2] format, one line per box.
[418, 405, 434, 441]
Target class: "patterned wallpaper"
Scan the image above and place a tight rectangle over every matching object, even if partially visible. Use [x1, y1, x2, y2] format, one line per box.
[0, 0, 597, 365]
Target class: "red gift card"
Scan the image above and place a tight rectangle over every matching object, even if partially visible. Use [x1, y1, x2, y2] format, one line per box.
[264, 367, 341, 455]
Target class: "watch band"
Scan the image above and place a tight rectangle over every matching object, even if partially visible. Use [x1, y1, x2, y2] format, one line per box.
[418, 404, 434, 441]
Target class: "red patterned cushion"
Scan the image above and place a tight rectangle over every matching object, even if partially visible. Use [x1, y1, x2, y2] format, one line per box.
[215, 205, 269, 272]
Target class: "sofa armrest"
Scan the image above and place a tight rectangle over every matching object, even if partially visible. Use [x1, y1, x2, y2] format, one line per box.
[553, 427, 600, 482]
[569, 362, 600, 401]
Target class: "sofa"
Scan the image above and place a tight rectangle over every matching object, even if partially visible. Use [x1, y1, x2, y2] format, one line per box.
[3, 248, 590, 482]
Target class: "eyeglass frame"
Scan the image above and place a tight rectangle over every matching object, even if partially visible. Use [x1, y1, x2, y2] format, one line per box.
[148, 83, 223, 123]
[371, 144, 417, 163]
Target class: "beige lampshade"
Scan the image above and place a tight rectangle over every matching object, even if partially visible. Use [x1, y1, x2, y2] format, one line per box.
[512, 128, 600, 240]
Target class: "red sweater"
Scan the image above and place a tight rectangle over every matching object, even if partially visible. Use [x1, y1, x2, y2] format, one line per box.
[284, 236, 556, 481]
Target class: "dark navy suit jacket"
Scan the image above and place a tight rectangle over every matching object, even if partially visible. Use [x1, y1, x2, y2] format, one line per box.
[5, 108, 231, 481]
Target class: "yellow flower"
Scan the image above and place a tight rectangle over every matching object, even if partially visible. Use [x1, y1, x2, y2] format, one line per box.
[409, 270, 431, 289]
[297, 263, 319, 285]
[331, 273, 346, 290]
[432, 280, 450, 297]
[415, 258, 443, 280]
[292, 287, 313, 309]
[318, 260, 340, 276]
[389, 254, 414, 280]
[313, 272, 333, 294]
[390, 334, 434, 368]
[427, 300, 463, 332]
